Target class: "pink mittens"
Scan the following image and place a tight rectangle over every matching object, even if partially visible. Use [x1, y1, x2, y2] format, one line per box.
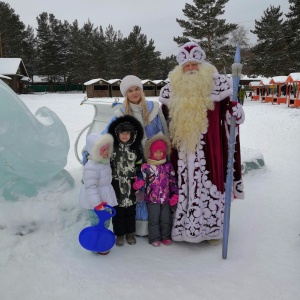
[169, 194, 179, 206]
[133, 176, 145, 190]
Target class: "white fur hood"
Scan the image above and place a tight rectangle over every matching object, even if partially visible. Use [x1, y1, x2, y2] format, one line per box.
[86, 133, 114, 162]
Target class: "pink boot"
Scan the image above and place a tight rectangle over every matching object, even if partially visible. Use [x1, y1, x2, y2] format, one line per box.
[161, 239, 172, 246]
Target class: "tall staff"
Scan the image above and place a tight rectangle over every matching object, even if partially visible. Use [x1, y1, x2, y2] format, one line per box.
[222, 45, 243, 259]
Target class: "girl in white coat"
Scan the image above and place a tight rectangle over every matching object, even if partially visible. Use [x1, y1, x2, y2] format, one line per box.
[79, 133, 118, 230]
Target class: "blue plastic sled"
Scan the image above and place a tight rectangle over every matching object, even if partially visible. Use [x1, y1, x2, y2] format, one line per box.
[79, 204, 116, 252]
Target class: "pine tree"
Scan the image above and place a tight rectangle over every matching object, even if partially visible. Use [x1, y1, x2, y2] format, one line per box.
[251, 5, 292, 76]
[174, 0, 237, 70]
[103, 25, 123, 79]
[90, 24, 106, 79]
[67, 20, 103, 86]
[121, 26, 152, 79]
[0, 1, 29, 58]
[55, 20, 70, 88]
[67, 20, 85, 84]
[35, 12, 51, 77]
[141, 39, 161, 79]
[285, 0, 300, 71]
[22, 25, 37, 79]
[80, 20, 101, 80]
[36, 13, 64, 86]
[159, 55, 177, 79]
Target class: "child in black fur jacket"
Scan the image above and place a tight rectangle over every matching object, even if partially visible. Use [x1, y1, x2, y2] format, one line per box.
[108, 115, 144, 247]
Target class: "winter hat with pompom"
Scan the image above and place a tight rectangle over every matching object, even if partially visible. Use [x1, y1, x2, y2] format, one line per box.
[120, 75, 143, 96]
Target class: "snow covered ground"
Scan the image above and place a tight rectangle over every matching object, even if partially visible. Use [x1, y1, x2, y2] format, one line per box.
[0, 92, 299, 300]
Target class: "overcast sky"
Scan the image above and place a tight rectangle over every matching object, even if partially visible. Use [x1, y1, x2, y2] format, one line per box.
[5, 0, 290, 58]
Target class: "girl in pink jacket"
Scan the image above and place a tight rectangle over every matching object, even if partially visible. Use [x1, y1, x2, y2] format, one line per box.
[133, 133, 178, 247]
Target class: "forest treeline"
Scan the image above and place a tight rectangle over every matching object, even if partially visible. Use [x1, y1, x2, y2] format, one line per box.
[0, 0, 299, 84]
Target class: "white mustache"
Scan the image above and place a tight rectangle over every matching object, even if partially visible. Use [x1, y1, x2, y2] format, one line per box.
[186, 70, 198, 75]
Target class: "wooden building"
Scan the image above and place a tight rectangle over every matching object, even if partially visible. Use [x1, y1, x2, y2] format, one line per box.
[0, 58, 30, 93]
[142, 79, 156, 97]
[267, 76, 288, 105]
[0, 74, 12, 86]
[248, 81, 263, 101]
[286, 73, 300, 108]
[84, 78, 110, 98]
[107, 79, 121, 97]
[225, 74, 265, 88]
[153, 80, 167, 96]
[259, 78, 272, 102]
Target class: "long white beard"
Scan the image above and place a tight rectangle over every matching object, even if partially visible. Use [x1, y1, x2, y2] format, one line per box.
[168, 63, 216, 154]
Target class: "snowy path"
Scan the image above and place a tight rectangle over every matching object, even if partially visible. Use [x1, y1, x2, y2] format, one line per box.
[0, 94, 299, 300]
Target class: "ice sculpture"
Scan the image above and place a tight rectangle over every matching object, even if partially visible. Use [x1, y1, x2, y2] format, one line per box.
[0, 79, 73, 200]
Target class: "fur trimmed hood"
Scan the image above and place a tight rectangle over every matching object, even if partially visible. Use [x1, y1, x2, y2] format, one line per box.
[144, 132, 171, 160]
[108, 115, 144, 150]
[86, 133, 114, 162]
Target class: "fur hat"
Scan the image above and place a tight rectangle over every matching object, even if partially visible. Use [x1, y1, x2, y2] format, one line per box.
[114, 121, 135, 134]
[176, 41, 206, 65]
[108, 115, 144, 151]
[120, 75, 143, 96]
[144, 132, 171, 160]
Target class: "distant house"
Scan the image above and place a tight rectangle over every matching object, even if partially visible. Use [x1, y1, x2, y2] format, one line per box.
[83, 77, 169, 98]
[0, 74, 12, 86]
[0, 58, 30, 93]
[84, 78, 110, 98]
[152, 80, 168, 96]
[249, 81, 264, 101]
[108, 79, 121, 97]
[142, 79, 156, 97]
[239, 75, 267, 87]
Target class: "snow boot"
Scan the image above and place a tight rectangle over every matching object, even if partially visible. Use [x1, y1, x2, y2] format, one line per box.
[161, 239, 172, 246]
[126, 233, 136, 245]
[116, 235, 125, 247]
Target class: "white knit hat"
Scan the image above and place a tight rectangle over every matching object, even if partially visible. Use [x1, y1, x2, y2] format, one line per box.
[176, 41, 206, 65]
[120, 75, 143, 96]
